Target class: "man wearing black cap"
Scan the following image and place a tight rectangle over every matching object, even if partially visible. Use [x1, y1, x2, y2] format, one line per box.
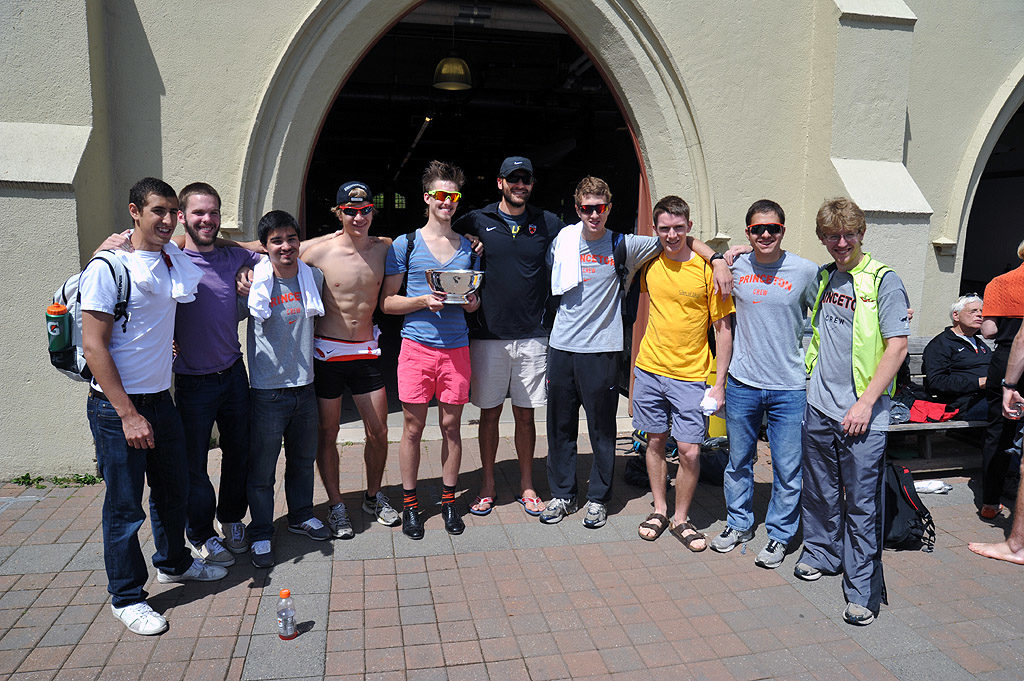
[453, 156, 563, 516]
[300, 181, 399, 538]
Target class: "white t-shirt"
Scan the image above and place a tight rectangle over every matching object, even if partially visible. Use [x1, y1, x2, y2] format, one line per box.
[79, 250, 177, 394]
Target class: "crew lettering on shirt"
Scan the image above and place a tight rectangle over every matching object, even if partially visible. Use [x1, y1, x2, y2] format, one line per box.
[821, 290, 856, 311]
[270, 290, 304, 324]
[820, 288, 856, 327]
[734, 273, 794, 292]
[580, 252, 613, 279]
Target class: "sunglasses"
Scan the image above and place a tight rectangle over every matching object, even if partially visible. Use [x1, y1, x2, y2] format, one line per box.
[577, 203, 609, 216]
[427, 190, 462, 203]
[505, 173, 533, 184]
[822, 231, 862, 244]
[340, 205, 374, 216]
[747, 223, 784, 236]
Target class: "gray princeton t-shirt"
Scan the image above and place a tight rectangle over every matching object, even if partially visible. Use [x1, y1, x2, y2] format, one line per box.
[548, 232, 661, 353]
[246, 268, 325, 390]
[806, 265, 910, 431]
[729, 252, 820, 390]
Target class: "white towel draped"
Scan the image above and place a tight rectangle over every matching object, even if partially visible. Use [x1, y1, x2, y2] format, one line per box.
[247, 256, 325, 321]
[122, 240, 203, 303]
[550, 221, 585, 295]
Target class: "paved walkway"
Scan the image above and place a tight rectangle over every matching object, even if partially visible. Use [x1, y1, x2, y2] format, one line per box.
[1, 433, 1023, 681]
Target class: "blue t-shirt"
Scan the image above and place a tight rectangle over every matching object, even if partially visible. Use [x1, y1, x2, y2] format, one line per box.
[385, 230, 476, 348]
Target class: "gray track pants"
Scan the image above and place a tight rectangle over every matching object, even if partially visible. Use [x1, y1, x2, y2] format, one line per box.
[798, 405, 888, 614]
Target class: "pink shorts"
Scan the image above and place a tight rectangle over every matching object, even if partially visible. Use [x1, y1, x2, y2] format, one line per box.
[397, 338, 471, 405]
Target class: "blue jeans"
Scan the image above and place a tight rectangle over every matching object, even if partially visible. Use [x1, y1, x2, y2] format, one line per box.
[248, 385, 318, 542]
[87, 392, 192, 608]
[175, 358, 251, 546]
[724, 376, 805, 543]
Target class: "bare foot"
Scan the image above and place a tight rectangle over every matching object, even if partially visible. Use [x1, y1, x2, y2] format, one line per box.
[968, 540, 1024, 564]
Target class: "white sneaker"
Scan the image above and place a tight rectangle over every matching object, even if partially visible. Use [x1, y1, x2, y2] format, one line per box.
[111, 601, 168, 636]
[157, 558, 228, 584]
[218, 521, 248, 554]
[197, 536, 235, 567]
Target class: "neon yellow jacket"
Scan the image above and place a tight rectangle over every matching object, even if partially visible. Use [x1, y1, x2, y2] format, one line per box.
[805, 252, 896, 398]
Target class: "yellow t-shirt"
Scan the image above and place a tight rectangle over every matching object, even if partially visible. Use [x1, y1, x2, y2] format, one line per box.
[635, 253, 735, 382]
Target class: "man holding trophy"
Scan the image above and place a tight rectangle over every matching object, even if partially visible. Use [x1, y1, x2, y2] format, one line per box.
[380, 161, 482, 540]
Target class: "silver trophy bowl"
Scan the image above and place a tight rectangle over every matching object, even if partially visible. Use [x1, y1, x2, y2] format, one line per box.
[425, 269, 484, 304]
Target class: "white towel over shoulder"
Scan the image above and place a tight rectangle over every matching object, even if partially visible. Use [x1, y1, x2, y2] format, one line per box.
[247, 256, 325, 321]
[122, 240, 203, 303]
[550, 221, 585, 295]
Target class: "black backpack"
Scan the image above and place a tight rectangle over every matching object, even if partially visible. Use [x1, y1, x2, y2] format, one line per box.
[883, 462, 936, 552]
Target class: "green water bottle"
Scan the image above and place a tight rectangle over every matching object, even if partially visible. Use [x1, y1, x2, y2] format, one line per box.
[46, 303, 71, 352]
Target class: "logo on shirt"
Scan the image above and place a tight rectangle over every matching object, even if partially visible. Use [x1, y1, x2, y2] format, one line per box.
[486, 226, 498, 231]
[529, 224, 537, 235]
[821, 290, 855, 311]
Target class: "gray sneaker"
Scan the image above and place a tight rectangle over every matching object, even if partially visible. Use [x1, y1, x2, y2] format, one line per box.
[196, 536, 235, 567]
[157, 558, 228, 584]
[362, 492, 401, 527]
[843, 603, 875, 626]
[754, 539, 787, 569]
[219, 521, 248, 554]
[709, 526, 754, 553]
[582, 501, 607, 529]
[326, 504, 355, 540]
[539, 497, 577, 524]
[793, 562, 822, 581]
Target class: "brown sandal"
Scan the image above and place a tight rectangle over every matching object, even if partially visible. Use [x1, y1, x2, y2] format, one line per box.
[669, 520, 707, 552]
[638, 513, 669, 541]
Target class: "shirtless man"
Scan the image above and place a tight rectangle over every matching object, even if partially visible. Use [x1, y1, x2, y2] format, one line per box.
[300, 182, 398, 538]
[236, 182, 398, 539]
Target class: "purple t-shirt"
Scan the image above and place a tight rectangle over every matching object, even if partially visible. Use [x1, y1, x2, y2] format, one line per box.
[173, 246, 261, 375]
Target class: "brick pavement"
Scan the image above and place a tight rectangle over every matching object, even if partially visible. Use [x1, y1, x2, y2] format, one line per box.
[1, 434, 1023, 680]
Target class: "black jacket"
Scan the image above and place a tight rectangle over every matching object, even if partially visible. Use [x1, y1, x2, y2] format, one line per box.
[922, 326, 991, 406]
[453, 202, 563, 339]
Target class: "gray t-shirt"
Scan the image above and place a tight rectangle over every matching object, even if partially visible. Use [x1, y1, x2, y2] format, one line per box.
[729, 252, 820, 390]
[548, 232, 661, 353]
[246, 268, 325, 390]
[806, 266, 910, 431]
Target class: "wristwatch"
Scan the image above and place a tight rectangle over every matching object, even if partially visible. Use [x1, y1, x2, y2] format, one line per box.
[710, 253, 725, 264]
[1002, 379, 1017, 390]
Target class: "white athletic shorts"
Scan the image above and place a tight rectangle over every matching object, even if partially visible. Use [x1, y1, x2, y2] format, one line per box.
[469, 337, 548, 409]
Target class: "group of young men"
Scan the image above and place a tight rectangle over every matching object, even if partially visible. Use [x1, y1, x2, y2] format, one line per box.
[84, 156, 912, 637]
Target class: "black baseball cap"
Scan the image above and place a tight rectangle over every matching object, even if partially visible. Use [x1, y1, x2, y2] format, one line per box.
[336, 181, 372, 206]
[498, 157, 534, 178]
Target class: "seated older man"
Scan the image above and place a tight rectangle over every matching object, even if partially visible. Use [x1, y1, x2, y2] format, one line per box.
[921, 294, 990, 421]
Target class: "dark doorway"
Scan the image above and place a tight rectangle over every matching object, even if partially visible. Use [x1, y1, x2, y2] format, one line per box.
[303, 0, 643, 423]
[961, 104, 1024, 294]
[304, 0, 641, 238]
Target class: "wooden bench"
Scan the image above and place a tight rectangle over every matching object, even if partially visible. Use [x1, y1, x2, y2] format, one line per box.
[887, 336, 987, 459]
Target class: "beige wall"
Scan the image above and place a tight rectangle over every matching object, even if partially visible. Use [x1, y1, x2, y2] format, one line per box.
[2, 0, 1023, 474]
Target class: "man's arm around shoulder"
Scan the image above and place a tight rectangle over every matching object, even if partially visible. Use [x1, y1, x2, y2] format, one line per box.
[708, 314, 733, 410]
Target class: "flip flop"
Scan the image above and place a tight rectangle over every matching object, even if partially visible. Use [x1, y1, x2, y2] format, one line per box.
[669, 520, 707, 552]
[469, 496, 493, 516]
[638, 513, 669, 541]
[517, 496, 544, 516]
